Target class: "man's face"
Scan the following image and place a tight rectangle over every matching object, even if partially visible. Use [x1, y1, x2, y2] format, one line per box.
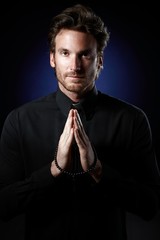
[50, 29, 102, 96]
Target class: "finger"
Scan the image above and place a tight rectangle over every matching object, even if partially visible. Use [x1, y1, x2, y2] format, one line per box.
[74, 111, 87, 139]
[74, 114, 89, 147]
[62, 109, 73, 135]
[76, 111, 83, 128]
[60, 109, 74, 145]
[73, 110, 82, 130]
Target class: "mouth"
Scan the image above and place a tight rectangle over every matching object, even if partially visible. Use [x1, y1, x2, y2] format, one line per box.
[67, 75, 83, 78]
[67, 75, 84, 82]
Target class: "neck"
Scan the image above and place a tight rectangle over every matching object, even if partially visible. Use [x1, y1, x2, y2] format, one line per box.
[58, 84, 94, 102]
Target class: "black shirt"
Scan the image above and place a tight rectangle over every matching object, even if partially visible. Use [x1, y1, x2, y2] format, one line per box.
[0, 86, 159, 240]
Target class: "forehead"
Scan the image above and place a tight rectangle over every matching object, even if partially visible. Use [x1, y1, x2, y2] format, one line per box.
[55, 29, 97, 52]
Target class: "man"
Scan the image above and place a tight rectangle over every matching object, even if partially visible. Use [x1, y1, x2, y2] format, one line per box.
[0, 4, 160, 240]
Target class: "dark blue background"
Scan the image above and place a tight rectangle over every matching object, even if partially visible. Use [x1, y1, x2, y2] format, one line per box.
[1, 2, 159, 155]
[0, 1, 160, 239]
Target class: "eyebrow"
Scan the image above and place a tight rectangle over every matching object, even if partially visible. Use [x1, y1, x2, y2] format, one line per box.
[57, 48, 95, 55]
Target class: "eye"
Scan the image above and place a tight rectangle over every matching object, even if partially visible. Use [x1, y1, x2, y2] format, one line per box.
[81, 51, 93, 59]
[60, 50, 69, 57]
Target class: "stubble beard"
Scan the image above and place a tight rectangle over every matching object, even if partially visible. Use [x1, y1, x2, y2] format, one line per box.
[54, 66, 95, 95]
[58, 80, 83, 94]
[55, 69, 84, 94]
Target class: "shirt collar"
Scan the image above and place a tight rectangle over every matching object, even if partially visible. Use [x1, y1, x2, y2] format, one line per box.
[56, 86, 98, 120]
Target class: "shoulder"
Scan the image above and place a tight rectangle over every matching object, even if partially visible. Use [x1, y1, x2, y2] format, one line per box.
[5, 92, 57, 122]
[20, 92, 57, 110]
[97, 91, 148, 121]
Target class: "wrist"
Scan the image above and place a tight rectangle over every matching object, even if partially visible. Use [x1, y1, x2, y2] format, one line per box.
[50, 160, 62, 177]
[89, 159, 102, 183]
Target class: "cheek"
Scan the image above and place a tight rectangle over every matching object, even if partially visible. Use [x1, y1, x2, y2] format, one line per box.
[56, 57, 69, 71]
[87, 61, 99, 74]
[55, 63, 66, 79]
[92, 62, 100, 79]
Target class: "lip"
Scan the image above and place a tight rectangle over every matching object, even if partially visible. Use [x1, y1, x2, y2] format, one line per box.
[67, 75, 83, 78]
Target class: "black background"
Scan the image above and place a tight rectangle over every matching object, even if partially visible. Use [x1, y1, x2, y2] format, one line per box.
[0, 1, 160, 239]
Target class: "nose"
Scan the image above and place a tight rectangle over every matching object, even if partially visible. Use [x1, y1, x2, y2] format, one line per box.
[70, 55, 81, 71]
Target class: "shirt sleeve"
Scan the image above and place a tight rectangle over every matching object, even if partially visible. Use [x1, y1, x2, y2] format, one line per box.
[0, 110, 57, 221]
[93, 109, 160, 221]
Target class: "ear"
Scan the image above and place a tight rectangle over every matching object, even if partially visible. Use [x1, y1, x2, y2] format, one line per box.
[50, 52, 55, 68]
[95, 56, 104, 80]
[98, 56, 103, 69]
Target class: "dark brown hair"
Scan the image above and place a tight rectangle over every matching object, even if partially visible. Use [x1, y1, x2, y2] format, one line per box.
[48, 4, 110, 56]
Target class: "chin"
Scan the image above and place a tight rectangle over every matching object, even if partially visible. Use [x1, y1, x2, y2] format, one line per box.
[67, 84, 83, 92]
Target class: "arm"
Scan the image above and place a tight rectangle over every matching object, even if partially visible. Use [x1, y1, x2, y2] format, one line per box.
[96, 109, 160, 220]
[0, 110, 57, 221]
[50, 108, 160, 220]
